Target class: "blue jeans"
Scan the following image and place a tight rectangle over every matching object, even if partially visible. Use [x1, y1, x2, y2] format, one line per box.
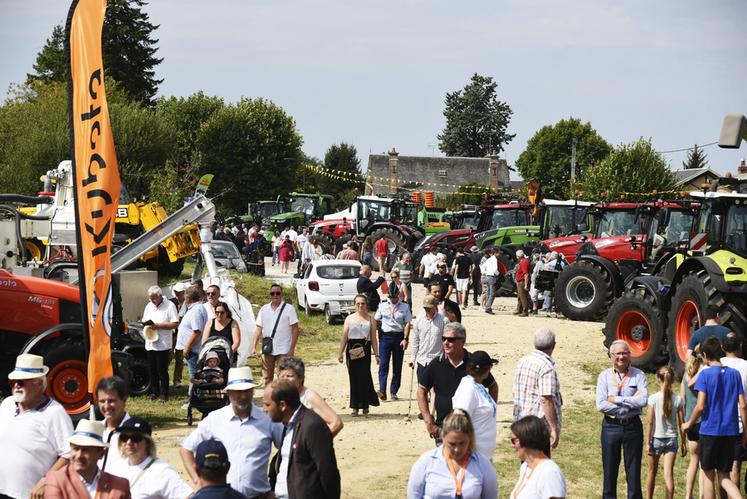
[186, 351, 200, 378]
[602, 417, 643, 499]
[378, 333, 404, 396]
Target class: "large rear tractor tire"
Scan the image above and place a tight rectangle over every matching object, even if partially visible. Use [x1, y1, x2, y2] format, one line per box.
[128, 356, 152, 397]
[555, 260, 613, 321]
[370, 228, 405, 272]
[604, 289, 667, 371]
[495, 248, 517, 297]
[668, 271, 747, 378]
[43, 340, 90, 417]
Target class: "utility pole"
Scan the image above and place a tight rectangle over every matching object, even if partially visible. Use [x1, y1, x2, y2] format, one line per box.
[570, 138, 577, 184]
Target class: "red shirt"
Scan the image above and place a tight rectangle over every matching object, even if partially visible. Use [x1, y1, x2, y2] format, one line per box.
[515, 257, 530, 283]
[374, 238, 388, 257]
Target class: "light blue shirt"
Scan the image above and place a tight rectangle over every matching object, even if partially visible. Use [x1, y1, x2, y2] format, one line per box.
[182, 404, 283, 497]
[176, 302, 208, 353]
[407, 446, 498, 499]
[596, 365, 648, 418]
[374, 299, 412, 333]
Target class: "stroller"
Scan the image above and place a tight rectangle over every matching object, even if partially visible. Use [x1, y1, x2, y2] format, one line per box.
[187, 336, 231, 425]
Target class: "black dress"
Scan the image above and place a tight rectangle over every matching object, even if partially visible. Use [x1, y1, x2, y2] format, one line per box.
[208, 318, 236, 364]
[345, 319, 380, 410]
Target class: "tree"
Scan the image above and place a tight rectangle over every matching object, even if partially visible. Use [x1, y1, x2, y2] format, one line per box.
[577, 138, 676, 202]
[682, 144, 709, 170]
[515, 118, 611, 199]
[196, 97, 303, 214]
[320, 143, 363, 206]
[437, 73, 515, 157]
[27, 0, 163, 106]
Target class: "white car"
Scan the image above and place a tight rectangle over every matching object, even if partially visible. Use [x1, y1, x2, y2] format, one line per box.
[295, 259, 361, 324]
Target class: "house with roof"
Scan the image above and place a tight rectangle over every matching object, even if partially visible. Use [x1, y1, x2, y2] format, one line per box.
[673, 167, 721, 192]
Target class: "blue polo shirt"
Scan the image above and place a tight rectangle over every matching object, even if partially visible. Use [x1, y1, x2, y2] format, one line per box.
[695, 364, 744, 436]
[374, 299, 412, 333]
[688, 324, 731, 351]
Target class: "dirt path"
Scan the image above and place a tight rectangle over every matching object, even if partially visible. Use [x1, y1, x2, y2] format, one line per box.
[154, 261, 607, 497]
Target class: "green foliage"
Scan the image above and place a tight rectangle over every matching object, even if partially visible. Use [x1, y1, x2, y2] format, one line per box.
[437, 73, 515, 157]
[437, 183, 493, 209]
[321, 143, 364, 208]
[682, 144, 709, 170]
[196, 97, 304, 215]
[515, 118, 612, 199]
[578, 138, 676, 202]
[147, 160, 189, 213]
[27, 0, 163, 106]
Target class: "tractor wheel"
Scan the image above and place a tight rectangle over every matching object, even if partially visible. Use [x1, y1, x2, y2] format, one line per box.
[495, 248, 517, 297]
[370, 228, 405, 272]
[668, 271, 747, 378]
[604, 289, 667, 371]
[316, 235, 335, 257]
[23, 239, 45, 262]
[128, 356, 152, 397]
[555, 260, 613, 321]
[44, 341, 90, 416]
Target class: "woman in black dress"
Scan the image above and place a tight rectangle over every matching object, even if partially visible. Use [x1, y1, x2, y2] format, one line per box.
[201, 301, 241, 365]
[337, 294, 380, 416]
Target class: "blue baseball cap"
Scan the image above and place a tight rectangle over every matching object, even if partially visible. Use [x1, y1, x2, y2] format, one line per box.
[196, 438, 229, 469]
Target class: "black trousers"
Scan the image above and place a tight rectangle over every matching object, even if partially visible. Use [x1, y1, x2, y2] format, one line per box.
[601, 416, 643, 499]
[147, 349, 170, 398]
[469, 274, 482, 304]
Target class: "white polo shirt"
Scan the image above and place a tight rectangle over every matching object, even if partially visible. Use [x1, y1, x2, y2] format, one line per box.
[109, 457, 193, 499]
[142, 299, 178, 351]
[0, 397, 73, 499]
[256, 301, 299, 356]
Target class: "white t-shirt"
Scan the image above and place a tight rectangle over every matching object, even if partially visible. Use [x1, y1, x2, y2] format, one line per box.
[721, 356, 747, 432]
[109, 457, 193, 499]
[100, 412, 131, 473]
[0, 397, 73, 499]
[452, 375, 497, 460]
[142, 299, 179, 351]
[647, 392, 683, 438]
[510, 459, 566, 499]
[256, 302, 299, 355]
[420, 253, 438, 273]
[287, 229, 298, 242]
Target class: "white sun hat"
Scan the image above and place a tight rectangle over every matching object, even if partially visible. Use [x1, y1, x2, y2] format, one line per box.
[143, 325, 159, 342]
[224, 367, 258, 391]
[68, 419, 109, 448]
[8, 354, 49, 380]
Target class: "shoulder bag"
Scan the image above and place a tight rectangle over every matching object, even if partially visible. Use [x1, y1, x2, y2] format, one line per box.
[262, 302, 287, 355]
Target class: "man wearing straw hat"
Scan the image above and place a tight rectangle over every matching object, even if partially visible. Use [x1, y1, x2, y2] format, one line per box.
[0, 353, 73, 499]
[45, 419, 130, 498]
[142, 285, 179, 402]
[181, 366, 283, 498]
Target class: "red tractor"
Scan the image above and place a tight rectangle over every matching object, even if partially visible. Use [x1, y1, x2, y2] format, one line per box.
[553, 201, 698, 321]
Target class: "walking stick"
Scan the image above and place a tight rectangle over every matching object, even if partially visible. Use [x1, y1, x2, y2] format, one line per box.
[404, 363, 415, 421]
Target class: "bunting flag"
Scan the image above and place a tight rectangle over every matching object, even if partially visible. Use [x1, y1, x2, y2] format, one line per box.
[66, 0, 118, 393]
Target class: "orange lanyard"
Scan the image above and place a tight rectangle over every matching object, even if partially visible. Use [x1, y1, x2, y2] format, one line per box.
[444, 447, 469, 498]
[511, 455, 547, 499]
[611, 367, 631, 395]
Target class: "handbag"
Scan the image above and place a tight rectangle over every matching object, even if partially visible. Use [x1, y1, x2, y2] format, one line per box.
[348, 344, 365, 360]
[262, 302, 287, 355]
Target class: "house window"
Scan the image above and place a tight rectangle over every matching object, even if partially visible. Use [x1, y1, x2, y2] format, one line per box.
[438, 169, 447, 178]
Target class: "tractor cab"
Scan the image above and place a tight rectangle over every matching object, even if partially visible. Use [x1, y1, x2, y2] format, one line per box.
[269, 193, 333, 229]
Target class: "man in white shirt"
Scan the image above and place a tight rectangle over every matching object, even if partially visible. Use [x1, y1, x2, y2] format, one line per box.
[419, 246, 439, 289]
[142, 285, 179, 401]
[481, 248, 499, 315]
[181, 367, 283, 497]
[409, 295, 447, 385]
[286, 225, 299, 242]
[721, 332, 747, 489]
[96, 376, 131, 474]
[0, 354, 73, 499]
[203, 284, 221, 319]
[252, 284, 300, 385]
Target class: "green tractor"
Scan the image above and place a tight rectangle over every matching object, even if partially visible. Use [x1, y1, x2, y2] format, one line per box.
[604, 113, 747, 375]
[267, 193, 334, 230]
[237, 200, 285, 226]
[418, 207, 452, 235]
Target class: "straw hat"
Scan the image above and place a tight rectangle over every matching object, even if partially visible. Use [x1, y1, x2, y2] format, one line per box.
[172, 282, 187, 297]
[224, 367, 258, 391]
[8, 354, 49, 380]
[143, 325, 159, 342]
[68, 419, 109, 448]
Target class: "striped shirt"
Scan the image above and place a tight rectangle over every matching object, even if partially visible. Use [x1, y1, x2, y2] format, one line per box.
[513, 350, 563, 428]
[410, 312, 449, 367]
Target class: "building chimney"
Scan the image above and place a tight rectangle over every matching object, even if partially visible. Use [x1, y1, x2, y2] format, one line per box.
[738, 158, 747, 178]
[388, 147, 399, 194]
[487, 151, 499, 192]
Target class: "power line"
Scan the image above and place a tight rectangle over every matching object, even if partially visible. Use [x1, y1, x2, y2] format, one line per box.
[656, 141, 718, 154]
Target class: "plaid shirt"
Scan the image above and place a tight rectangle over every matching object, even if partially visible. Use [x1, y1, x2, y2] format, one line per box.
[513, 350, 563, 428]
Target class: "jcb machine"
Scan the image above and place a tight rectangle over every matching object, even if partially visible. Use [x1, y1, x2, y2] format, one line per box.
[604, 113, 747, 374]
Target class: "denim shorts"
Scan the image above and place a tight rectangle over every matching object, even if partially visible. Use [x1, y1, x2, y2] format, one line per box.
[651, 436, 678, 455]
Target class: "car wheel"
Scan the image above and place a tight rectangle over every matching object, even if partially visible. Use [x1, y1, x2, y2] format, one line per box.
[305, 298, 313, 316]
[325, 305, 337, 325]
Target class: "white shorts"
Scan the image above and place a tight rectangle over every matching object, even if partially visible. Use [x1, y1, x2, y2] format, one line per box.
[456, 278, 470, 291]
[529, 286, 540, 300]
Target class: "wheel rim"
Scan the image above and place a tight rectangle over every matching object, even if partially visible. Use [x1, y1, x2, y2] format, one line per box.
[615, 310, 652, 358]
[46, 360, 90, 414]
[675, 300, 701, 362]
[23, 241, 42, 261]
[566, 275, 596, 309]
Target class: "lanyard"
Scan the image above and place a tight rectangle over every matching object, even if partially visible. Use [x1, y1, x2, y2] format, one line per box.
[443, 447, 469, 499]
[611, 367, 631, 395]
[510, 455, 547, 499]
[130, 457, 156, 488]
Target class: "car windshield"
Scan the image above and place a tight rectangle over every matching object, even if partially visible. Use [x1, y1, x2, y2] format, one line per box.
[317, 265, 359, 279]
[489, 209, 527, 230]
[290, 197, 316, 215]
[724, 204, 747, 255]
[212, 243, 238, 258]
[545, 206, 590, 237]
[596, 210, 639, 237]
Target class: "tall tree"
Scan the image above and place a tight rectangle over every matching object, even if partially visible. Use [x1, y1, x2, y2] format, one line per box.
[682, 144, 709, 170]
[515, 118, 611, 199]
[577, 138, 676, 202]
[320, 143, 363, 206]
[27, 0, 163, 106]
[437, 73, 515, 157]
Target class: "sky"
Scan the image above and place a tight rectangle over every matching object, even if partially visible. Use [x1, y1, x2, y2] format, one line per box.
[2, 0, 746, 180]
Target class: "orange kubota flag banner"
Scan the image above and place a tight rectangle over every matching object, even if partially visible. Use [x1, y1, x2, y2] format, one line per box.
[66, 0, 119, 392]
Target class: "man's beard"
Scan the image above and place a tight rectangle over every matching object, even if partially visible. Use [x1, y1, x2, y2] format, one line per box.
[12, 391, 26, 403]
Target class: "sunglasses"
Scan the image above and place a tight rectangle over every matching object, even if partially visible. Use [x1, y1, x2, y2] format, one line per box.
[206, 292, 218, 296]
[269, 291, 282, 296]
[442, 336, 463, 343]
[120, 433, 145, 443]
[9, 379, 27, 387]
